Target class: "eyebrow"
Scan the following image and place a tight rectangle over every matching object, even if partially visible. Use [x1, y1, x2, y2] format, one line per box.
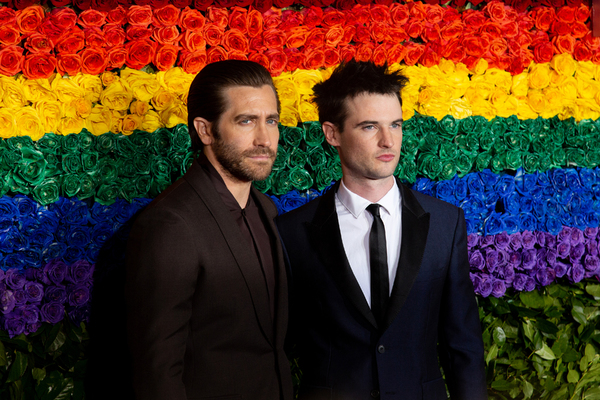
[234, 113, 280, 122]
[354, 119, 403, 128]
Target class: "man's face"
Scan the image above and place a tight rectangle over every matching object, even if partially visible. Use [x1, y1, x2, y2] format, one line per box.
[324, 93, 403, 186]
[205, 85, 280, 183]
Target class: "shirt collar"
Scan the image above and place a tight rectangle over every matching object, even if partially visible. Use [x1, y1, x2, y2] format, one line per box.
[337, 178, 401, 218]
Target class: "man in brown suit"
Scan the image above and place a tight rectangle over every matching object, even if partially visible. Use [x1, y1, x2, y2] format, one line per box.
[126, 60, 292, 400]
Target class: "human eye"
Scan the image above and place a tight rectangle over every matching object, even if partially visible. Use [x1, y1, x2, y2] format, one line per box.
[266, 118, 279, 125]
[362, 124, 377, 131]
[391, 122, 402, 129]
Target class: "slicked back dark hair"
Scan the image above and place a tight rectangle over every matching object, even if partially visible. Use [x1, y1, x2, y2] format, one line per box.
[312, 60, 409, 131]
[187, 60, 280, 151]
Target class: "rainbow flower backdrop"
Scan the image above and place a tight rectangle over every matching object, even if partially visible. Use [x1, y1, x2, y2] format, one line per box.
[0, 0, 599, 398]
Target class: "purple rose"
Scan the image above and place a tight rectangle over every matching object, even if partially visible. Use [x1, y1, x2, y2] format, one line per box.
[557, 241, 571, 259]
[66, 261, 94, 284]
[498, 265, 515, 284]
[0, 270, 5, 282]
[546, 249, 558, 266]
[0, 290, 15, 314]
[67, 284, 90, 307]
[570, 228, 584, 245]
[44, 286, 67, 303]
[524, 277, 537, 291]
[485, 250, 500, 273]
[584, 255, 600, 273]
[495, 232, 510, 250]
[68, 305, 90, 325]
[4, 269, 25, 290]
[570, 243, 586, 262]
[513, 273, 528, 291]
[40, 302, 64, 324]
[557, 227, 572, 244]
[522, 249, 537, 270]
[3, 314, 25, 338]
[467, 234, 480, 249]
[544, 232, 556, 249]
[587, 240, 598, 257]
[509, 232, 522, 250]
[27, 321, 41, 335]
[478, 277, 493, 297]
[13, 289, 26, 306]
[470, 273, 482, 292]
[554, 261, 568, 278]
[569, 264, 585, 283]
[24, 282, 44, 304]
[44, 259, 67, 285]
[522, 231, 536, 249]
[508, 251, 522, 268]
[21, 304, 40, 324]
[469, 250, 485, 270]
[491, 279, 506, 297]
[536, 267, 556, 286]
[480, 236, 495, 248]
[584, 227, 598, 239]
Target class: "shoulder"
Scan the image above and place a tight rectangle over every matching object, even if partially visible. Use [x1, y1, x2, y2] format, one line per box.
[402, 184, 463, 225]
[276, 195, 323, 227]
[252, 188, 279, 219]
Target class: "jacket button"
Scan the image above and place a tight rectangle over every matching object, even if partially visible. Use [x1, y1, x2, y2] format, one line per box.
[370, 389, 380, 398]
[377, 345, 385, 353]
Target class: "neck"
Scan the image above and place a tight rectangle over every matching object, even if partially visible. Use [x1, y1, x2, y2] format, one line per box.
[204, 152, 252, 208]
[341, 175, 395, 203]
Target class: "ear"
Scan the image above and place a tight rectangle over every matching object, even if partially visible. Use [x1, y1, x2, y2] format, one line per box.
[322, 122, 340, 147]
[194, 117, 213, 146]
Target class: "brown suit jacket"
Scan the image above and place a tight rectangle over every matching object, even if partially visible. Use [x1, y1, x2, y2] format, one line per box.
[126, 159, 292, 400]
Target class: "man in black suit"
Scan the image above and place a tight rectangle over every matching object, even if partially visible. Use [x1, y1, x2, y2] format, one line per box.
[126, 60, 292, 400]
[277, 61, 487, 400]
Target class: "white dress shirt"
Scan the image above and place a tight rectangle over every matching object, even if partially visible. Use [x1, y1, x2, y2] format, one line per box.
[335, 179, 402, 307]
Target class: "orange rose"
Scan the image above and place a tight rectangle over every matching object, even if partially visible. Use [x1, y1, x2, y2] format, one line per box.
[25, 33, 53, 54]
[386, 43, 405, 64]
[322, 9, 345, 27]
[263, 28, 286, 49]
[342, 25, 356, 44]
[0, 26, 21, 47]
[78, 9, 107, 28]
[227, 51, 248, 61]
[462, 35, 489, 58]
[228, 7, 248, 34]
[280, 10, 303, 31]
[262, 8, 281, 30]
[284, 47, 303, 71]
[424, 4, 444, 23]
[207, 6, 229, 29]
[553, 35, 575, 54]
[462, 10, 486, 32]
[575, 5, 590, 22]
[207, 45, 227, 64]
[247, 9, 263, 38]
[368, 4, 390, 24]
[420, 44, 439, 68]
[501, 21, 519, 39]
[55, 28, 85, 54]
[372, 44, 387, 66]
[355, 43, 374, 62]
[339, 44, 356, 63]
[490, 54, 511, 70]
[305, 28, 325, 48]
[180, 49, 206, 74]
[514, 31, 533, 48]
[480, 22, 502, 40]
[582, 32, 600, 50]
[81, 48, 108, 75]
[248, 51, 269, 69]
[323, 47, 340, 68]
[405, 20, 424, 39]
[84, 28, 105, 49]
[16, 5, 44, 34]
[23, 53, 56, 79]
[126, 26, 153, 42]
[0, 7, 16, 26]
[57, 53, 81, 76]
[181, 30, 206, 52]
[127, 5, 153, 27]
[179, 7, 205, 33]
[533, 7, 555, 31]
[153, 26, 181, 45]
[422, 23, 440, 42]
[390, 3, 409, 25]
[552, 21, 571, 36]
[48, 7, 77, 31]
[106, 6, 127, 25]
[222, 29, 249, 53]
[154, 5, 181, 27]
[440, 20, 463, 42]
[265, 48, 287, 76]
[571, 22, 588, 39]
[489, 38, 508, 57]
[107, 46, 127, 69]
[403, 42, 424, 66]
[125, 39, 157, 69]
[0, 46, 23, 76]
[203, 23, 224, 47]
[556, 6, 576, 23]
[250, 36, 266, 53]
[371, 22, 390, 43]
[303, 47, 325, 70]
[286, 26, 308, 48]
[325, 25, 344, 48]
[408, 1, 426, 20]
[573, 42, 592, 62]
[103, 24, 126, 47]
[154, 44, 180, 71]
[533, 41, 554, 63]
[41, 18, 64, 44]
[302, 6, 323, 28]
[483, 1, 506, 23]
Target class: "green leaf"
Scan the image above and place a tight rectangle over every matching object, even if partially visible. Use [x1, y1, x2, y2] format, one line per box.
[491, 378, 512, 391]
[585, 343, 596, 359]
[583, 387, 600, 400]
[494, 326, 506, 346]
[586, 284, 600, 300]
[567, 368, 580, 383]
[0, 340, 7, 367]
[6, 351, 28, 383]
[522, 379, 534, 399]
[552, 334, 569, 359]
[520, 291, 546, 309]
[32, 368, 46, 384]
[537, 318, 559, 335]
[47, 330, 66, 353]
[523, 320, 536, 342]
[563, 347, 581, 363]
[535, 343, 556, 360]
[486, 343, 498, 365]
[573, 301, 588, 326]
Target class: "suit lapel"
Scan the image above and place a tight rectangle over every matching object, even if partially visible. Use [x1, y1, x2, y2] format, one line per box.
[384, 181, 430, 329]
[308, 183, 378, 330]
[184, 160, 274, 345]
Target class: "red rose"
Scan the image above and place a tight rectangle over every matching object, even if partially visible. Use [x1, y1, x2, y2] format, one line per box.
[126, 25, 152, 41]
[575, 4, 589, 22]
[13, 0, 36, 10]
[153, 25, 181, 45]
[262, 9, 281, 30]
[305, 28, 325, 48]
[518, 14, 535, 32]
[483, 1, 506, 22]
[443, 7, 461, 23]
[339, 44, 356, 62]
[247, 9, 263, 38]
[303, 47, 325, 69]
[322, 9, 345, 27]
[446, 42, 465, 64]
[227, 50, 248, 60]
[354, 43, 373, 62]
[74, 0, 92, 10]
[248, 51, 269, 69]
[215, 0, 235, 7]
[107, 46, 127, 69]
[342, 25, 356, 44]
[419, 45, 439, 68]
[506, 0, 531, 13]
[207, 6, 229, 29]
[387, 27, 407, 43]
[85, 28, 106, 49]
[57, 53, 82, 76]
[368, 4, 390, 24]
[153, 44, 179, 71]
[253, 0, 273, 14]
[0, 8, 16, 26]
[515, 31, 533, 48]
[335, 0, 356, 10]
[354, 25, 370, 44]
[228, 7, 248, 33]
[182, 30, 206, 52]
[263, 28, 286, 49]
[532, 41, 553, 63]
[106, 6, 127, 25]
[206, 46, 227, 64]
[592, 52, 600, 65]
[408, 2, 426, 20]
[0, 46, 23, 76]
[573, 42, 591, 61]
[325, 25, 344, 48]
[280, 9, 303, 31]
[180, 49, 206, 74]
[323, 47, 340, 67]
[552, 21, 571, 36]
[203, 23, 224, 47]
[78, 9, 107, 28]
[440, 20, 463, 41]
[582, 32, 600, 50]
[180, 7, 205, 33]
[284, 47, 303, 71]
[274, 0, 294, 7]
[421, 22, 440, 42]
[127, 5, 153, 27]
[193, 0, 212, 12]
[571, 21, 588, 39]
[530, 30, 550, 47]
[48, 8, 77, 32]
[153, 5, 180, 26]
[125, 39, 157, 69]
[552, 34, 575, 53]
[501, 21, 519, 39]
[462, 9, 486, 32]
[532, 7, 555, 31]
[286, 26, 309, 48]
[55, 27, 86, 54]
[81, 47, 108, 75]
[103, 24, 126, 47]
[265, 48, 286, 76]
[372, 44, 387, 66]
[351, 4, 370, 25]
[222, 29, 249, 53]
[405, 20, 424, 39]
[390, 3, 409, 25]
[92, 0, 120, 12]
[556, 6, 576, 23]
[424, 4, 444, 23]
[150, 0, 170, 7]
[250, 36, 265, 53]
[386, 43, 406, 64]
[403, 43, 424, 66]
[25, 33, 54, 53]
[302, 6, 323, 28]
[0, 26, 20, 47]
[489, 38, 508, 57]
[23, 53, 57, 79]
[462, 35, 489, 58]
[16, 5, 44, 34]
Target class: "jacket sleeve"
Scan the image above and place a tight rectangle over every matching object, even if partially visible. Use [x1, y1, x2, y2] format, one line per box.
[437, 207, 488, 400]
[126, 207, 199, 400]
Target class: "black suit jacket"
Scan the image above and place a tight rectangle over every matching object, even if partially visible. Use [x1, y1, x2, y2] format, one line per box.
[126, 160, 293, 400]
[276, 179, 487, 400]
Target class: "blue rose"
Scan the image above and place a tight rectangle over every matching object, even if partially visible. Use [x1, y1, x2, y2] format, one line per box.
[86, 245, 101, 261]
[91, 223, 114, 247]
[114, 199, 137, 225]
[63, 246, 87, 264]
[0, 197, 19, 222]
[12, 195, 37, 218]
[494, 175, 515, 198]
[514, 169, 538, 195]
[565, 169, 582, 191]
[549, 169, 567, 190]
[280, 191, 310, 213]
[2, 253, 26, 270]
[413, 177, 435, 197]
[42, 243, 67, 263]
[531, 199, 546, 219]
[484, 212, 505, 236]
[519, 197, 533, 213]
[435, 179, 457, 205]
[41, 301, 65, 324]
[580, 168, 596, 189]
[27, 228, 54, 248]
[67, 226, 91, 248]
[50, 198, 88, 226]
[454, 177, 468, 201]
[519, 212, 538, 232]
[37, 207, 60, 235]
[90, 201, 118, 224]
[502, 215, 520, 234]
[504, 193, 520, 214]
[461, 194, 487, 215]
[465, 216, 483, 235]
[480, 169, 500, 188]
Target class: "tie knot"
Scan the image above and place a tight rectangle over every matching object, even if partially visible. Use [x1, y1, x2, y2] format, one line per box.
[366, 203, 381, 217]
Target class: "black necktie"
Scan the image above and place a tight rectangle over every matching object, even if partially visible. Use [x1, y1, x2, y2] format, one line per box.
[366, 203, 389, 328]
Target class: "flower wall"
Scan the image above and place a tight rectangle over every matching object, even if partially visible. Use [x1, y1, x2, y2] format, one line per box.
[0, 0, 599, 398]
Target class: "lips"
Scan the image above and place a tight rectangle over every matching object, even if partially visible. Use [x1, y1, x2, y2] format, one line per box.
[377, 154, 396, 162]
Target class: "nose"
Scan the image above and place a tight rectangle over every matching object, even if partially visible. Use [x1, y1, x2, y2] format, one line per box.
[379, 127, 394, 148]
[253, 121, 272, 148]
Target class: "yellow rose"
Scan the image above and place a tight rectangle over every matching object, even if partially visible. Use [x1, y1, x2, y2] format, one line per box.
[556, 76, 578, 99]
[158, 67, 194, 96]
[511, 72, 529, 97]
[449, 98, 472, 120]
[58, 117, 85, 136]
[514, 97, 538, 120]
[542, 87, 564, 118]
[67, 98, 92, 118]
[576, 76, 599, 99]
[73, 74, 103, 103]
[298, 97, 318, 122]
[425, 65, 447, 87]
[52, 77, 85, 104]
[403, 65, 427, 87]
[292, 69, 323, 96]
[111, 110, 125, 134]
[417, 87, 433, 105]
[151, 90, 177, 111]
[438, 58, 455, 75]
[595, 90, 600, 107]
[86, 105, 113, 136]
[484, 69, 512, 93]
[470, 98, 496, 120]
[120, 114, 142, 136]
[15, 107, 44, 141]
[35, 100, 63, 134]
[320, 66, 334, 81]
[122, 68, 161, 102]
[464, 81, 494, 103]
[130, 100, 151, 116]
[100, 81, 133, 111]
[418, 99, 450, 120]
[101, 71, 120, 86]
[402, 106, 415, 121]
[574, 98, 600, 121]
[142, 110, 164, 133]
[472, 58, 488, 75]
[279, 104, 300, 127]
[558, 99, 577, 120]
[526, 90, 548, 114]
[575, 60, 596, 81]
[444, 69, 471, 98]
[0, 108, 16, 139]
[401, 84, 420, 108]
[0, 76, 28, 108]
[550, 53, 577, 77]
[273, 73, 300, 108]
[490, 88, 510, 108]
[22, 78, 56, 103]
[494, 95, 518, 119]
[160, 101, 187, 128]
[528, 63, 551, 90]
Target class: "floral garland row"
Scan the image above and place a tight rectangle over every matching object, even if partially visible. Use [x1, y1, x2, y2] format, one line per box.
[467, 227, 600, 298]
[0, 259, 94, 338]
[0, 2, 597, 78]
[0, 126, 191, 205]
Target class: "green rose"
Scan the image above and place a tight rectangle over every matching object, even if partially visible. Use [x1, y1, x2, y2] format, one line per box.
[82, 152, 99, 173]
[327, 158, 342, 182]
[62, 153, 83, 174]
[316, 167, 336, 191]
[289, 167, 313, 191]
[475, 152, 492, 170]
[504, 132, 531, 152]
[32, 178, 59, 205]
[8, 136, 34, 151]
[489, 118, 507, 138]
[78, 174, 96, 200]
[271, 170, 292, 196]
[505, 150, 522, 170]
[37, 133, 62, 154]
[439, 143, 458, 160]
[566, 148, 585, 167]
[253, 175, 272, 193]
[133, 131, 153, 151]
[419, 132, 441, 155]
[116, 135, 137, 160]
[417, 153, 442, 180]
[14, 148, 47, 187]
[61, 174, 81, 197]
[585, 150, 600, 168]
[272, 146, 289, 171]
[120, 178, 138, 202]
[439, 160, 457, 181]
[303, 121, 324, 147]
[551, 147, 566, 167]
[133, 152, 152, 175]
[307, 146, 327, 169]
[548, 117, 566, 145]
[150, 177, 171, 198]
[455, 153, 473, 177]
[95, 133, 116, 154]
[79, 131, 95, 151]
[97, 159, 119, 184]
[181, 151, 195, 173]
[537, 153, 553, 172]
[418, 116, 439, 138]
[134, 174, 152, 197]
[459, 115, 488, 137]
[150, 157, 172, 182]
[121, 160, 138, 178]
[151, 128, 172, 155]
[281, 125, 304, 147]
[62, 133, 81, 153]
[521, 117, 543, 136]
[400, 132, 419, 158]
[288, 148, 307, 169]
[400, 161, 417, 184]
[169, 152, 188, 177]
[490, 154, 506, 173]
[504, 115, 520, 133]
[438, 115, 459, 140]
[523, 154, 539, 173]
[172, 124, 191, 152]
[0, 174, 10, 197]
[96, 183, 120, 205]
